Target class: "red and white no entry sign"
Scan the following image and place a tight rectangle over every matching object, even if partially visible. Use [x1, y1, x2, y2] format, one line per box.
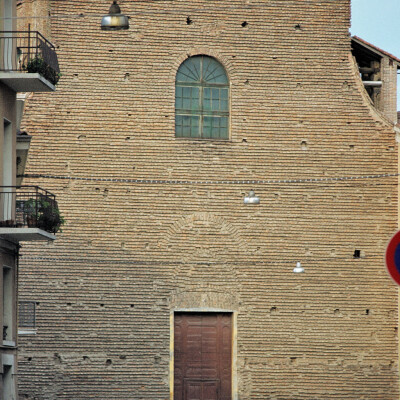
[385, 231, 400, 285]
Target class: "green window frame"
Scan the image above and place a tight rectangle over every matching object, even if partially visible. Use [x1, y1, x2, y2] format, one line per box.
[175, 55, 229, 139]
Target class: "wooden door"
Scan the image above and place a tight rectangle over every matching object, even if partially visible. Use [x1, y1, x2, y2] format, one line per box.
[174, 312, 232, 400]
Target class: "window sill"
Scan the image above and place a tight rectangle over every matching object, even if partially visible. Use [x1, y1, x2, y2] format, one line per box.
[18, 329, 37, 335]
[174, 137, 231, 143]
[2, 340, 16, 347]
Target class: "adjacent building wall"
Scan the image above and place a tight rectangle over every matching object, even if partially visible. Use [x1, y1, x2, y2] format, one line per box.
[381, 57, 398, 124]
[0, 1, 18, 398]
[16, 0, 399, 399]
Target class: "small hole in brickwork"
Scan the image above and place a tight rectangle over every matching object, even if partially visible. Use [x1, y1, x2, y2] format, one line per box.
[36, 302, 40, 306]
[100, 304, 104, 307]
[124, 73, 130, 81]
[67, 303, 71, 306]
[106, 359, 112, 366]
[334, 308, 340, 314]
[125, 137, 131, 140]
[366, 309, 370, 315]
[83, 356, 90, 361]
[270, 306, 277, 314]
[353, 250, 361, 258]
[130, 304, 135, 308]
[290, 357, 297, 363]
[245, 79, 250, 85]
[241, 21, 248, 27]
[301, 140, 308, 150]
[349, 144, 355, 150]
[186, 16, 193, 25]
[295, 24, 302, 30]
[27, 357, 32, 361]
[242, 138, 247, 143]
[120, 355, 126, 359]
[108, 49, 113, 53]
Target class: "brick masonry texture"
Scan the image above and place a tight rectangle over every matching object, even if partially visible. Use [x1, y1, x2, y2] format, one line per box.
[16, 1, 399, 399]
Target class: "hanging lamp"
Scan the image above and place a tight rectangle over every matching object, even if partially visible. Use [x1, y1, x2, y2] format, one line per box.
[101, 1, 129, 30]
[293, 262, 305, 273]
[243, 190, 260, 205]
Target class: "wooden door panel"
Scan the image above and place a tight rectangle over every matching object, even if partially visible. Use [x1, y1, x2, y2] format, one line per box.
[174, 313, 232, 400]
[203, 381, 219, 400]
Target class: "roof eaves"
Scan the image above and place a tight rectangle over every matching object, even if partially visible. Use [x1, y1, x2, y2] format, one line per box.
[352, 36, 400, 67]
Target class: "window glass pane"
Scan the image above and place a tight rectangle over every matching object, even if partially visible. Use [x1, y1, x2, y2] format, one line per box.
[201, 116, 229, 139]
[18, 301, 35, 328]
[182, 87, 192, 109]
[176, 56, 201, 83]
[211, 88, 220, 111]
[203, 88, 211, 111]
[211, 117, 221, 139]
[220, 89, 228, 111]
[175, 115, 184, 137]
[175, 86, 183, 109]
[203, 116, 212, 139]
[182, 115, 191, 135]
[176, 115, 200, 137]
[190, 116, 200, 138]
[177, 86, 200, 111]
[202, 57, 228, 84]
[219, 117, 228, 139]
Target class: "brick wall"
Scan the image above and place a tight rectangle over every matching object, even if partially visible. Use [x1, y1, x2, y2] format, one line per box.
[16, 1, 399, 399]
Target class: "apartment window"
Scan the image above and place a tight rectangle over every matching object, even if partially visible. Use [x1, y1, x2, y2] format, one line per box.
[18, 301, 36, 333]
[175, 55, 229, 139]
[2, 266, 15, 345]
[2, 354, 16, 400]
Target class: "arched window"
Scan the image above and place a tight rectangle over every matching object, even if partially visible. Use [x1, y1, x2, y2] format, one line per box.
[175, 55, 229, 139]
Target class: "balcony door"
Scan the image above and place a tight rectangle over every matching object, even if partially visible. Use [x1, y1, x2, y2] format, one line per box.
[174, 312, 232, 400]
[2, 0, 14, 70]
[2, 119, 12, 221]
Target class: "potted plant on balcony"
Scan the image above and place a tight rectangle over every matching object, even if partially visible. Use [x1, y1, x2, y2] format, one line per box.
[24, 198, 65, 233]
[24, 198, 38, 227]
[25, 56, 61, 85]
[36, 199, 65, 233]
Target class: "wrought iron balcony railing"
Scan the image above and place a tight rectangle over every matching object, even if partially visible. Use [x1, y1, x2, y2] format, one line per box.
[0, 186, 62, 234]
[0, 29, 60, 85]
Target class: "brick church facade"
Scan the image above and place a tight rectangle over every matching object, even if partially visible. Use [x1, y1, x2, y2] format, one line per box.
[15, 0, 399, 399]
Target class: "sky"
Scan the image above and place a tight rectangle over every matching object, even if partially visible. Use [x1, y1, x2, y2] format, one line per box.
[351, 0, 400, 110]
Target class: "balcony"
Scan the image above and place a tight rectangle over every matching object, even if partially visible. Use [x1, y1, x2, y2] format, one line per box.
[0, 30, 60, 92]
[0, 186, 62, 242]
